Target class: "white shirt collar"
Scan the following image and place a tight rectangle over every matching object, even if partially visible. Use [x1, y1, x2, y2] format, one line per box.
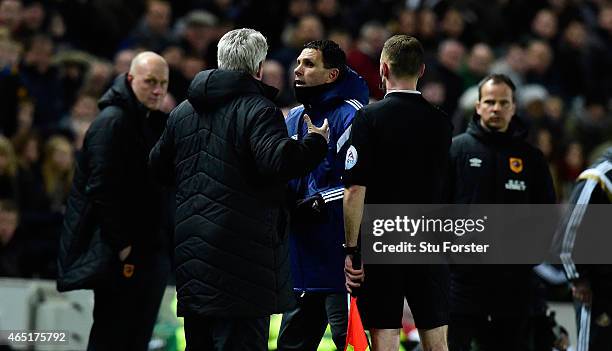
[384, 89, 421, 98]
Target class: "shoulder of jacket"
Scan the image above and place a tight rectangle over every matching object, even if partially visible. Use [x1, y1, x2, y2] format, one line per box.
[90, 106, 127, 130]
[341, 99, 365, 112]
[168, 100, 195, 124]
[286, 105, 304, 120]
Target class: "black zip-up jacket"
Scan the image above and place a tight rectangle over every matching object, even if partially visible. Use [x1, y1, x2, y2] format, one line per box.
[450, 114, 555, 204]
[57, 74, 170, 291]
[449, 114, 556, 315]
[149, 69, 327, 317]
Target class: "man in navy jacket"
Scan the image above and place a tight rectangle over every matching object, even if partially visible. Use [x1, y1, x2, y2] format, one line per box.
[279, 40, 368, 350]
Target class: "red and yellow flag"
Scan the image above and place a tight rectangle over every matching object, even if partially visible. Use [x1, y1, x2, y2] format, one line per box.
[345, 296, 369, 351]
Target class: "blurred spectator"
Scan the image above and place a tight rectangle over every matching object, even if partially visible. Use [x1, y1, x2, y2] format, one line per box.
[347, 21, 389, 100]
[19, 33, 65, 130]
[262, 59, 295, 108]
[440, 7, 472, 45]
[0, 39, 26, 138]
[113, 48, 137, 75]
[11, 130, 47, 232]
[422, 39, 465, 116]
[328, 28, 353, 55]
[287, 0, 312, 24]
[490, 44, 527, 88]
[161, 44, 183, 70]
[80, 59, 114, 97]
[12, 130, 39, 172]
[273, 14, 325, 73]
[556, 20, 589, 100]
[0, 0, 22, 36]
[14, 98, 34, 138]
[0, 135, 19, 203]
[416, 9, 439, 54]
[421, 80, 446, 107]
[14, 0, 46, 42]
[41, 135, 73, 213]
[585, 4, 612, 107]
[58, 94, 99, 150]
[314, 0, 343, 32]
[569, 101, 612, 156]
[175, 10, 218, 59]
[459, 42, 494, 90]
[121, 0, 173, 52]
[168, 54, 204, 102]
[557, 140, 586, 201]
[530, 8, 559, 44]
[0, 199, 24, 277]
[54, 50, 91, 111]
[394, 9, 417, 36]
[524, 40, 561, 95]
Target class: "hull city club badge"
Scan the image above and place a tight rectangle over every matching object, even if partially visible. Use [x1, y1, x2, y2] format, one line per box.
[509, 157, 523, 174]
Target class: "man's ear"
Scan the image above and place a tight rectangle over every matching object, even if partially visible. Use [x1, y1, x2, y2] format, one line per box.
[381, 62, 390, 79]
[418, 63, 425, 79]
[127, 73, 134, 85]
[255, 62, 263, 81]
[327, 68, 340, 83]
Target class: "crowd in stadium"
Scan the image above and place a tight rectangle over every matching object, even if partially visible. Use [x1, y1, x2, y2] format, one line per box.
[0, 0, 611, 293]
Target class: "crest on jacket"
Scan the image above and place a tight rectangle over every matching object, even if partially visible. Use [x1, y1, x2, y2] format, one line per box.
[123, 264, 135, 278]
[509, 157, 523, 173]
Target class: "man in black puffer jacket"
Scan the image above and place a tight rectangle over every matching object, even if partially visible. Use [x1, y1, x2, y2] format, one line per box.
[149, 28, 329, 350]
[448, 74, 556, 351]
[57, 52, 172, 351]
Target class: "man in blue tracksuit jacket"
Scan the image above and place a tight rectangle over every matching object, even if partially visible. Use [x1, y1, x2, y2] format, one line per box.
[278, 40, 369, 350]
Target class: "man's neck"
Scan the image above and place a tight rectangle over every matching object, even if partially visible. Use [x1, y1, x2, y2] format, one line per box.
[385, 77, 418, 92]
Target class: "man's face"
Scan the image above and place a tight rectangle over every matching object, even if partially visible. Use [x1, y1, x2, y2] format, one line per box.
[129, 58, 169, 111]
[0, 210, 17, 245]
[476, 81, 516, 133]
[294, 48, 337, 87]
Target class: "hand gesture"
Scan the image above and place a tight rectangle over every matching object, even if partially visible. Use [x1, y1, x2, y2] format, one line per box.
[304, 114, 329, 143]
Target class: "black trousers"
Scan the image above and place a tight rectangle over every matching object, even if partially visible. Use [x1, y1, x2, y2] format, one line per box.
[277, 292, 347, 351]
[87, 246, 171, 351]
[183, 315, 270, 351]
[448, 313, 529, 351]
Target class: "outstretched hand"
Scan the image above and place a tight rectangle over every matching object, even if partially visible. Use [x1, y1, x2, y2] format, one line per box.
[304, 114, 330, 143]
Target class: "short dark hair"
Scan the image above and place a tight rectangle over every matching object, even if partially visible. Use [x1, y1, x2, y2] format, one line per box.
[0, 199, 18, 213]
[477, 74, 516, 101]
[304, 40, 347, 72]
[381, 35, 424, 78]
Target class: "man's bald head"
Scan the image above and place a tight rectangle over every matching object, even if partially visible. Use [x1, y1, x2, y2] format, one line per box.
[127, 51, 169, 111]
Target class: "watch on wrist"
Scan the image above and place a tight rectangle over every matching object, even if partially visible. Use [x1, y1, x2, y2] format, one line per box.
[343, 243, 359, 255]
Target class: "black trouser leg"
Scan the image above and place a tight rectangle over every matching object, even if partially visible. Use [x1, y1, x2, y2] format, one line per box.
[88, 248, 170, 351]
[278, 293, 330, 351]
[325, 293, 348, 350]
[184, 315, 270, 351]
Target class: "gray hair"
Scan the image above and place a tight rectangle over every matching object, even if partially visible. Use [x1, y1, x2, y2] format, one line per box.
[217, 28, 268, 76]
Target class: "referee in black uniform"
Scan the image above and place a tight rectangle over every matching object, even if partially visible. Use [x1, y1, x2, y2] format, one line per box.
[343, 35, 452, 350]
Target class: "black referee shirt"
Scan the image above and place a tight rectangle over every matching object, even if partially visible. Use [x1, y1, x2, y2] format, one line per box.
[343, 91, 452, 204]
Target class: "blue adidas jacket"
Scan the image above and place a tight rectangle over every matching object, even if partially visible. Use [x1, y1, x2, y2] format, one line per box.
[285, 68, 369, 292]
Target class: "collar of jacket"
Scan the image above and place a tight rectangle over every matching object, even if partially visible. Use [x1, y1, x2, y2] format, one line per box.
[294, 67, 369, 113]
[187, 69, 278, 112]
[98, 73, 150, 120]
[467, 112, 528, 145]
